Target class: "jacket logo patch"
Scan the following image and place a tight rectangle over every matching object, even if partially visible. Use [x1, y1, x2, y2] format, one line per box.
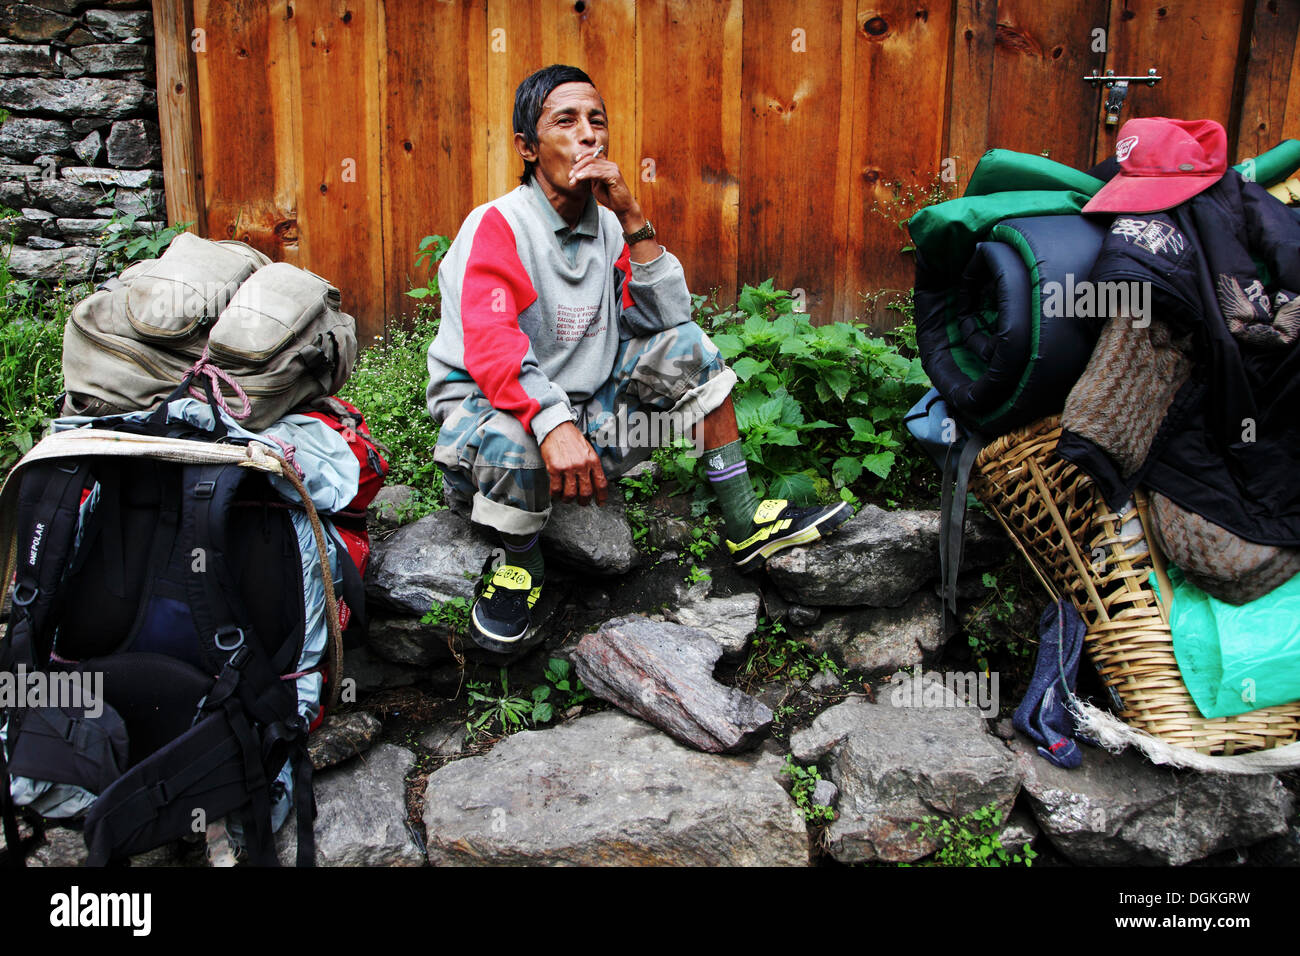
[1115, 135, 1139, 162]
[1112, 217, 1185, 257]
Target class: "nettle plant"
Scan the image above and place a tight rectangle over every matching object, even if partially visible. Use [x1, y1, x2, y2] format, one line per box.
[664, 279, 933, 508]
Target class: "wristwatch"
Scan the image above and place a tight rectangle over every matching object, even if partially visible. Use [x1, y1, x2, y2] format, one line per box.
[623, 219, 655, 244]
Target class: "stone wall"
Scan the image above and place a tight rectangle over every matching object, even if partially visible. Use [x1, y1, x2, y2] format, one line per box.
[0, 0, 163, 282]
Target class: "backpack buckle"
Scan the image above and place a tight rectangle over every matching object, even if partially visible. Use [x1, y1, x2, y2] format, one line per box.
[12, 583, 38, 607]
[214, 626, 245, 652]
[194, 480, 216, 499]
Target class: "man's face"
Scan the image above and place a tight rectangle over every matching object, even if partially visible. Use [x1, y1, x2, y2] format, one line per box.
[516, 81, 608, 199]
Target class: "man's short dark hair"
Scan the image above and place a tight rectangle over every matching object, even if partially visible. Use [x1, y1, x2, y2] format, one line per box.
[513, 64, 597, 187]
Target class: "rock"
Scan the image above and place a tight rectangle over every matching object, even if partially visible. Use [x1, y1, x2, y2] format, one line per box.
[0, 116, 74, 160]
[423, 710, 809, 866]
[28, 827, 87, 867]
[128, 842, 195, 867]
[19, 178, 105, 217]
[2, 4, 77, 42]
[71, 130, 101, 165]
[798, 590, 955, 677]
[367, 614, 454, 667]
[308, 711, 383, 770]
[573, 615, 772, 753]
[71, 116, 112, 135]
[342, 644, 423, 694]
[113, 185, 163, 218]
[56, 42, 151, 77]
[365, 510, 495, 615]
[58, 216, 157, 240]
[790, 683, 1020, 863]
[998, 807, 1039, 855]
[541, 498, 637, 574]
[644, 515, 693, 551]
[84, 8, 152, 41]
[366, 483, 416, 532]
[766, 506, 1010, 607]
[762, 589, 790, 623]
[0, 78, 151, 118]
[0, 43, 57, 74]
[26, 235, 65, 248]
[64, 27, 96, 46]
[4, 244, 97, 279]
[104, 117, 160, 167]
[61, 165, 159, 187]
[1, 213, 40, 243]
[418, 720, 466, 757]
[1248, 823, 1300, 866]
[787, 603, 820, 626]
[21, 206, 56, 222]
[276, 744, 424, 866]
[812, 778, 838, 808]
[808, 669, 841, 693]
[993, 718, 1015, 741]
[1012, 734, 1293, 866]
[664, 590, 761, 655]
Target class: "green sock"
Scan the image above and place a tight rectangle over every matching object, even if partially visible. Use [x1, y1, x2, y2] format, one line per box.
[703, 439, 761, 542]
[500, 532, 545, 582]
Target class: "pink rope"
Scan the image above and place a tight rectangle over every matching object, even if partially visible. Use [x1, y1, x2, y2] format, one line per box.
[184, 348, 253, 422]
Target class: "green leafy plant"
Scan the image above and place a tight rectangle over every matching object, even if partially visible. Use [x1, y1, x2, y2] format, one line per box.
[683, 280, 935, 508]
[405, 234, 452, 301]
[97, 206, 193, 271]
[543, 657, 591, 709]
[421, 596, 470, 634]
[743, 617, 842, 684]
[781, 756, 835, 825]
[466, 668, 544, 740]
[910, 804, 1036, 867]
[964, 568, 1033, 674]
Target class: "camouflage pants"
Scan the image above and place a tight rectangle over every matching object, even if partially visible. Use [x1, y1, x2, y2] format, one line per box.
[431, 322, 736, 534]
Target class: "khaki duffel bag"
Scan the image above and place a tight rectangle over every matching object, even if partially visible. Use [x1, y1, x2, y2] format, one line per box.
[63, 231, 357, 430]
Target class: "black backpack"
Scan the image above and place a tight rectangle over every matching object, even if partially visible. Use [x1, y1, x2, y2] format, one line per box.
[0, 413, 346, 867]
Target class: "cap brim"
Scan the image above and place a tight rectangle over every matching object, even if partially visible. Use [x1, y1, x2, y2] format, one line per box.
[1081, 172, 1223, 215]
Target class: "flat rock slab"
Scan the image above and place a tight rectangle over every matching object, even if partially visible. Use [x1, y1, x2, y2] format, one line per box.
[277, 744, 424, 867]
[796, 589, 954, 676]
[573, 615, 772, 753]
[422, 710, 809, 866]
[665, 590, 762, 655]
[541, 499, 637, 574]
[308, 711, 382, 770]
[790, 680, 1020, 863]
[366, 510, 495, 614]
[766, 506, 1010, 607]
[1012, 734, 1293, 866]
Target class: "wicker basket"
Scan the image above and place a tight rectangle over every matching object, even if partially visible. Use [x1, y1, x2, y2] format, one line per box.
[969, 415, 1300, 755]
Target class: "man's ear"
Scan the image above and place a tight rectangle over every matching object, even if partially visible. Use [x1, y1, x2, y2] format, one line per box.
[514, 132, 537, 164]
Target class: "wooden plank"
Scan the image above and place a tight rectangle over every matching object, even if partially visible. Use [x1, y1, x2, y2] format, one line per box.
[986, 0, 1107, 172]
[486, 0, 543, 201]
[740, 0, 850, 320]
[291, 0, 385, 343]
[1236, 0, 1300, 162]
[947, 0, 998, 197]
[637, 0, 742, 307]
[378, 0, 487, 331]
[1284, 19, 1300, 141]
[151, 0, 206, 234]
[844, 0, 954, 330]
[192, 0, 297, 257]
[1101, 0, 1250, 163]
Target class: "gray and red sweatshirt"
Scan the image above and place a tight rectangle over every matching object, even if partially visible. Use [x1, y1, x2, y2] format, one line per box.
[425, 177, 693, 444]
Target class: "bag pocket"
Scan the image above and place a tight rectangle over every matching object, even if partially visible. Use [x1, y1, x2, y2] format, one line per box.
[124, 233, 267, 343]
[207, 262, 343, 366]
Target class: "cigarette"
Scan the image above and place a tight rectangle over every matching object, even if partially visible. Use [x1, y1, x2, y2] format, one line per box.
[592, 145, 605, 159]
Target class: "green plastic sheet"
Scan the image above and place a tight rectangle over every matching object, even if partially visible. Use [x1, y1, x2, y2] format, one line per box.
[1156, 566, 1300, 720]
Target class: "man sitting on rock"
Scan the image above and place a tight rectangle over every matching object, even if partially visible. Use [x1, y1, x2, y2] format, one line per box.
[426, 64, 853, 653]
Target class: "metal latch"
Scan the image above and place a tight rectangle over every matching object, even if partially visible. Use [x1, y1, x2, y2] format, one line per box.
[1084, 68, 1161, 126]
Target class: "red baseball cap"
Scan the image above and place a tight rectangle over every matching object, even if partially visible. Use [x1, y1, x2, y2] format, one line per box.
[1082, 117, 1227, 214]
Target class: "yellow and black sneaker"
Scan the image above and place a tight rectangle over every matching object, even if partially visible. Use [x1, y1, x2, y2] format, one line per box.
[726, 499, 855, 571]
[469, 564, 543, 654]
